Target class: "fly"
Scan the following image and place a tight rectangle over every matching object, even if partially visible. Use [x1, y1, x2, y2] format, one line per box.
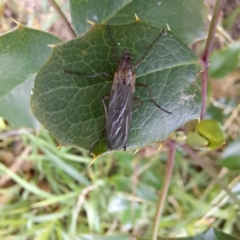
[89, 23, 171, 153]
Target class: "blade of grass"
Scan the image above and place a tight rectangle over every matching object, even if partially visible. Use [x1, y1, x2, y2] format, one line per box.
[25, 132, 90, 186]
[0, 162, 54, 199]
[32, 191, 80, 208]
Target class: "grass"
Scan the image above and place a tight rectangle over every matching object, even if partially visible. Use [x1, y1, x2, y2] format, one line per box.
[1, 126, 239, 239]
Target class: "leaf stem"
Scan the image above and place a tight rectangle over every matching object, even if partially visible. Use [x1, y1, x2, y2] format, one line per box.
[151, 140, 176, 240]
[48, 0, 77, 38]
[181, 144, 240, 209]
[200, 0, 224, 119]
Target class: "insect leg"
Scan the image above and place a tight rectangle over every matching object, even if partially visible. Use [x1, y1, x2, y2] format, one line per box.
[62, 70, 83, 75]
[102, 95, 109, 121]
[107, 22, 120, 66]
[89, 94, 109, 154]
[86, 72, 113, 78]
[136, 83, 171, 114]
[133, 97, 143, 113]
[133, 28, 165, 69]
[63, 70, 113, 79]
[89, 128, 105, 154]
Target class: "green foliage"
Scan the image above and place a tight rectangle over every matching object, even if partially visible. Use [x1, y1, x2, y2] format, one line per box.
[31, 21, 201, 156]
[0, 130, 238, 240]
[1, 129, 239, 239]
[0, 25, 61, 130]
[187, 119, 225, 150]
[156, 228, 240, 240]
[220, 137, 240, 170]
[209, 42, 240, 79]
[69, 0, 207, 44]
[223, 6, 240, 30]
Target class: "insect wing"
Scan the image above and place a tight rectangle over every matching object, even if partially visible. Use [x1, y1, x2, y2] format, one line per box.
[106, 84, 133, 150]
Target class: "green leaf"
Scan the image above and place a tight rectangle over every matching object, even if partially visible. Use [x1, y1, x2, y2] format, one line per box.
[220, 137, 240, 170]
[31, 21, 201, 156]
[206, 105, 225, 124]
[69, 0, 207, 44]
[187, 131, 209, 149]
[197, 120, 225, 150]
[187, 119, 225, 150]
[0, 25, 61, 130]
[69, 0, 132, 35]
[209, 42, 240, 79]
[0, 76, 38, 130]
[223, 6, 240, 30]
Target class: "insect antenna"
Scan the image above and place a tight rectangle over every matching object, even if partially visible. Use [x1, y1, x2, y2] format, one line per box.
[106, 22, 120, 65]
[133, 28, 165, 69]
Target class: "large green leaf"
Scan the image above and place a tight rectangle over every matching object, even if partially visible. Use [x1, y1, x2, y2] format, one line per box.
[209, 42, 240, 79]
[69, 0, 207, 44]
[69, 0, 132, 35]
[0, 25, 61, 130]
[31, 21, 201, 156]
[0, 76, 37, 130]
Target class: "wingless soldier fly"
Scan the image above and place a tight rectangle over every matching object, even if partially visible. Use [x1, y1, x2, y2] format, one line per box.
[89, 23, 171, 153]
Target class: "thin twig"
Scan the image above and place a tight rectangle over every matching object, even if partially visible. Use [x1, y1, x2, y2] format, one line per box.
[131, 158, 139, 225]
[223, 103, 240, 130]
[48, 0, 77, 38]
[0, 146, 31, 186]
[70, 185, 97, 235]
[151, 140, 176, 240]
[182, 144, 240, 209]
[0, 129, 33, 139]
[197, 174, 240, 224]
[200, 0, 224, 119]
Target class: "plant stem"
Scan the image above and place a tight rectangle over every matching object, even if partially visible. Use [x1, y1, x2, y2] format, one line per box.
[200, 0, 224, 119]
[182, 144, 240, 209]
[151, 140, 176, 240]
[48, 0, 77, 38]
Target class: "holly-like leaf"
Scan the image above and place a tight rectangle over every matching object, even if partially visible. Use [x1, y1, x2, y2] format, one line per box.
[69, 0, 207, 44]
[69, 0, 132, 35]
[0, 25, 61, 130]
[0, 76, 37, 130]
[31, 21, 201, 156]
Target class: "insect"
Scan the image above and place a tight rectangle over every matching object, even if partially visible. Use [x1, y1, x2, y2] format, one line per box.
[89, 23, 171, 154]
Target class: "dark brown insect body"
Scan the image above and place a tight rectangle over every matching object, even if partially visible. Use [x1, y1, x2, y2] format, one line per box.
[105, 51, 135, 150]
